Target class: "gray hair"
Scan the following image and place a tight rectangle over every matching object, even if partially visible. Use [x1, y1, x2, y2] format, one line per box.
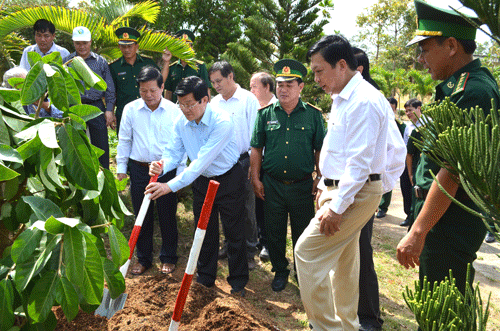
[2, 67, 28, 88]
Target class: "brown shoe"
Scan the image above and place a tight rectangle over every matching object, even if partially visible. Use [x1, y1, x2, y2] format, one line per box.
[161, 263, 176, 274]
[131, 263, 148, 275]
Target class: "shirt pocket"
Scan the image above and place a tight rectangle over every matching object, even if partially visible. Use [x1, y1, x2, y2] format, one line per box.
[326, 124, 345, 155]
[292, 123, 313, 143]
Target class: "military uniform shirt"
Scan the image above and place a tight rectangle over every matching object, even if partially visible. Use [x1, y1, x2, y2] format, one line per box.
[109, 54, 158, 117]
[251, 98, 325, 181]
[165, 60, 211, 103]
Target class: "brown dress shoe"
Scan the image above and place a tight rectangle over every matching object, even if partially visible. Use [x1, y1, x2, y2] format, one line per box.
[131, 263, 148, 275]
[161, 263, 176, 274]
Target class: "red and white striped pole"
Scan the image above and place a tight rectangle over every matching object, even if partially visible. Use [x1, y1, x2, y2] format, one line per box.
[169, 180, 219, 331]
[119, 173, 160, 277]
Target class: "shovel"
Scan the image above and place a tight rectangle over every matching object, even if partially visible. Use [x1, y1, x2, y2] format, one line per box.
[95, 172, 160, 318]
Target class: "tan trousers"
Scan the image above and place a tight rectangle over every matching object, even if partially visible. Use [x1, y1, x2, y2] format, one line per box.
[295, 181, 382, 331]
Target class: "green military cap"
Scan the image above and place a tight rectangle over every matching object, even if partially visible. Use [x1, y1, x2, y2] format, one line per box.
[175, 29, 195, 43]
[115, 27, 140, 45]
[407, 0, 482, 46]
[274, 59, 307, 82]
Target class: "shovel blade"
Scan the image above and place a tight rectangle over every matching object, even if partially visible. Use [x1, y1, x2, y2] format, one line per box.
[94, 288, 128, 319]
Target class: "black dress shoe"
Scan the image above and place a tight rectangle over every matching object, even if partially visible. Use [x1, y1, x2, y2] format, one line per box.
[376, 210, 386, 218]
[400, 217, 411, 227]
[359, 323, 381, 331]
[230, 287, 246, 297]
[271, 276, 288, 292]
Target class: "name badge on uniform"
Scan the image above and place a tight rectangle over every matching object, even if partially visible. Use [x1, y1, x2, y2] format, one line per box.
[117, 72, 127, 76]
[267, 120, 279, 125]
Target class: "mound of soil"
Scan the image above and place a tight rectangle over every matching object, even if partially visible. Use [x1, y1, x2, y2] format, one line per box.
[54, 274, 279, 331]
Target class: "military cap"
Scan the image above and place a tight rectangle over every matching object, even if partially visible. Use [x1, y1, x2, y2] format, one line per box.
[274, 59, 307, 82]
[407, 0, 482, 46]
[175, 29, 195, 43]
[115, 27, 140, 45]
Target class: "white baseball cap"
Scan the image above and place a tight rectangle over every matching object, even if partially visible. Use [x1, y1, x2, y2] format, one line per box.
[72, 26, 91, 41]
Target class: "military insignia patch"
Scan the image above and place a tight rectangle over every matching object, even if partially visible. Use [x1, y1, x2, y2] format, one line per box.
[451, 72, 469, 96]
[123, 32, 129, 38]
[447, 81, 454, 89]
[283, 66, 291, 74]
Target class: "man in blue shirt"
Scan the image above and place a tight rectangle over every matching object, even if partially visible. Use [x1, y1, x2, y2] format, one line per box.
[19, 19, 69, 70]
[146, 76, 248, 296]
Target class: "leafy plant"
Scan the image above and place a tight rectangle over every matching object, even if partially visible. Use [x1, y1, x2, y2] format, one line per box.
[0, 51, 131, 330]
[404, 265, 490, 330]
[412, 99, 500, 239]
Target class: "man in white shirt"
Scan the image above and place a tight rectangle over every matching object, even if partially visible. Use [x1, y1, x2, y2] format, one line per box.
[295, 35, 405, 330]
[209, 61, 260, 270]
[116, 66, 182, 276]
[19, 19, 69, 70]
[250, 72, 278, 108]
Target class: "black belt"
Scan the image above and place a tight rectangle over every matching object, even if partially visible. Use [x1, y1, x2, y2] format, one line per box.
[265, 172, 311, 185]
[130, 159, 150, 167]
[239, 152, 249, 161]
[324, 174, 381, 187]
[414, 185, 428, 200]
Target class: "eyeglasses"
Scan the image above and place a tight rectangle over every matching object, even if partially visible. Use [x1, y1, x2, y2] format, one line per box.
[211, 78, 223, 86]
[178, 101, 199, 110]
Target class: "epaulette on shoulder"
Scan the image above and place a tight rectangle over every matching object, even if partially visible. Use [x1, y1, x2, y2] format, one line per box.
[169, 61, 177, 67]
[451, 72, 469, 96]
[307, 102, 322, 112]
[109, 58, 120, 65]
[141, 54, 153, 59]
[258, 103, 272, 111]
[195, 59, 204, 64]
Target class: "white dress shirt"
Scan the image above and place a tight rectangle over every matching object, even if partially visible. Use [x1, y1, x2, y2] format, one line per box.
[19, 43, 70, 70]
[319, 72, 405, 214]
[161, 103, 240, 193]
[211, 85, 259, 155]
[116, 97, 183, 174]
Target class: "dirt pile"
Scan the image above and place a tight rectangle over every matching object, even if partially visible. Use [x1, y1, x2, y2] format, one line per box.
[54, 274, 278, 331]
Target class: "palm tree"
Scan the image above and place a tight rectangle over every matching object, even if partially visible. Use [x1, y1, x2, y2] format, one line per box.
[0, 1, 195, 64]
[408, 69, 436, 101]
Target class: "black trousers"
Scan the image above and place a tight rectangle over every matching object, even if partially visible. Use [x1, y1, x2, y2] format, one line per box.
[129, 161, 178, 268]
[255, 171, 267, 248]
[84, 99, 109, 169]
[400, 166, 413, 216]
[192, 162, 249, 290]
[358, 215, 383, 328]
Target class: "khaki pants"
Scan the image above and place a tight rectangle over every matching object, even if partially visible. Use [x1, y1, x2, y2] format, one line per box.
[295, 181, 382, 331]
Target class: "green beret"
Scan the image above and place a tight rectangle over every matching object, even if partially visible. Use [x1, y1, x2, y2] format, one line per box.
[115, 27, 140, 45]
[175, 29, 195, 43]
[407, 0, 482, 46]
[274, 59, 307, 82]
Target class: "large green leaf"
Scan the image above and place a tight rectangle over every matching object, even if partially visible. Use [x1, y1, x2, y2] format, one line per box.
[108, 225, 129, 266]
[27, 52, 42, 68]
[7, 77, 26, 90]
[0, 112, 11, 145]
[23, 196, 64, 220]
[45, 216, 79, 235]
[52, 63, 81, 105]
[0, 279, 15, 331]
[27, 270, 59, 323]
[16, 134, 42, 160]
[57, 123, 98, 190]
[10, 227, 43, 264]
[68, 104, 102, 122]
[63, 226, 86, 287]
[37, 120, 59, 149]
[20, 61, 47, 106]
[30, 234, 62, 283]
[81, 233, 104, 305]
[41, 51, 63, 66]
[71, 56, 107, 91]
[102, 258, 125, 299]
[0, 144, 23, 163]
[0, 88, 21, 103]
[0, 163, 20, 181]
[44, 64, 69, 111]
[56, 276, 79, 322]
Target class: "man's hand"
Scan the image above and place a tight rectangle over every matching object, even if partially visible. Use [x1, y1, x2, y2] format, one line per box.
[253, 179, 265, 200]
[105, 111, 116, 129]
[149, 161, 163, 176]
[145, 182, 171, 200]
[312, 177, 321, 195]
[397, 230, 425, 269]
[117, 173, 127, 181]
[315, 189, 323, 211]
[318, 208, 342, 236]
[162, 47, 172, 63]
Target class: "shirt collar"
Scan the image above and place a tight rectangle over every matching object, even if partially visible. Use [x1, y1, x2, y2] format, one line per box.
[276, 98, 306, 113]
[139, 97, 169, 113]
[185, 102, 212, 127]
[437, 59, 481, 96]
[35, 42, 56, 55]
[120, 52, 144, 66]
[335, 71, 363, 102]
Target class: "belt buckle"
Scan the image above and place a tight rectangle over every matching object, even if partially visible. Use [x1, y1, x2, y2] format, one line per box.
[282, 180, 293, 185]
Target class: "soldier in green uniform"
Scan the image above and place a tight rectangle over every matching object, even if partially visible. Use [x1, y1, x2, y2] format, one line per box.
[250, 59, 326, 292]
[163, 30, 211, 103]
[109, 27, 169, 133]
[397, 0, 500, 296]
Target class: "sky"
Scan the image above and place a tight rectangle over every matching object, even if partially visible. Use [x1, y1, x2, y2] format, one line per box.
[323, 0, 491, 44]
